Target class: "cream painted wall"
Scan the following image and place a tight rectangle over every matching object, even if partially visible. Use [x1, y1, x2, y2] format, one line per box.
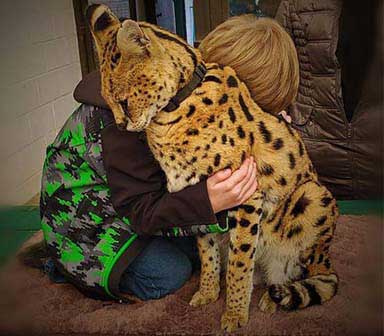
[0, 0, 82, 205]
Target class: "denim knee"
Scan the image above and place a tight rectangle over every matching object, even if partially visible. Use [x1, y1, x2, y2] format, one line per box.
[163, 255, 192, 292]
[120, 237, 193, 300]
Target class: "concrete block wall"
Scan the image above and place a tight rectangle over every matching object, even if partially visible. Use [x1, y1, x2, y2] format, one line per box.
[0, 0, 82, 205]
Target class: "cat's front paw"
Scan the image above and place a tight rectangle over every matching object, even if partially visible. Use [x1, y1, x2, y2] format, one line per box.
[189, 288, 219, 307]
[221, 310, 248, 332]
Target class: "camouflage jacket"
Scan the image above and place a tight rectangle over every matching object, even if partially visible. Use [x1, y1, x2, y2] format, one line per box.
[41, 104, 227, 300]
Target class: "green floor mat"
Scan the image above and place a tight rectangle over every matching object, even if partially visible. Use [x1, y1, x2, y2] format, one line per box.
[0, 206, 40, 265]
[0, 206, 40, 230]
[0, 200, 382, 265]
[338, 200, 383, 215]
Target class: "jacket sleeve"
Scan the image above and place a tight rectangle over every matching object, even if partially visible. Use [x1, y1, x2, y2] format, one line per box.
[101, 124, 222, 236]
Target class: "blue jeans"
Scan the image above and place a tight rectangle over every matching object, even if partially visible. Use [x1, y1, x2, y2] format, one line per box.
[119, 236, 200, 300]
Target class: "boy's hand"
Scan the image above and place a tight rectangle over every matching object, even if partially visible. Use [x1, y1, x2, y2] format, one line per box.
[207, 157, 258, 213]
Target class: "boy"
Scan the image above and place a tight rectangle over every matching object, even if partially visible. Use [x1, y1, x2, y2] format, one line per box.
[199, 15, 299, 117]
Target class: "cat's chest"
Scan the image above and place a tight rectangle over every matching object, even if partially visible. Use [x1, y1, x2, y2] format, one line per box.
[259, 189, 282, 220]
[150, 146, 199, 192]
[158, 156, 200, 193]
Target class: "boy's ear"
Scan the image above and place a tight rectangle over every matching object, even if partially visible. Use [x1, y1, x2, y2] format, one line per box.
[86, 4, 120, 41]
[117, 20, 151, 56]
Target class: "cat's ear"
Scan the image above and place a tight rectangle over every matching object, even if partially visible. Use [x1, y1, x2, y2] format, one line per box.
[116, 20, 151, 56]
[86, 4, 120, 43]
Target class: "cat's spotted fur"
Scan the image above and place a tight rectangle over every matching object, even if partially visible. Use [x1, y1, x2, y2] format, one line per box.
[87, 5, 338, 331]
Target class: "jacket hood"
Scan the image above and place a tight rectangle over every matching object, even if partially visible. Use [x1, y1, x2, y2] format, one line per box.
[73, 70, 110, 110]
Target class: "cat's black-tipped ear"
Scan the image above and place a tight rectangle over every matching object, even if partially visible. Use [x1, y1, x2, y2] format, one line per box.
[117, 20, 151, 56]
[86, 4, 120, 36]
[85, 4, 99, 26]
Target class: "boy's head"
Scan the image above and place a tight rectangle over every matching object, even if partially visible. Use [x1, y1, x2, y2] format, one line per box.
[199, 15, 299, 115]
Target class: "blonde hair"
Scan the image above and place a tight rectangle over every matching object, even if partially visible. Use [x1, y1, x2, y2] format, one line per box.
[199, 15, 299, 115]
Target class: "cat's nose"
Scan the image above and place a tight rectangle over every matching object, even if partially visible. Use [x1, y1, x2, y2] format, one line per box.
[116, 121, 127, 131]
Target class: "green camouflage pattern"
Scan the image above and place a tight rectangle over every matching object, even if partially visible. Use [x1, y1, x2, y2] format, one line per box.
[40, 104, 137, 298]
[41, 104, 227, 299]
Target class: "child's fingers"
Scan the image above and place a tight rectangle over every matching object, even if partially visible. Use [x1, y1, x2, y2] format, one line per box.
[208, 168, 232, 185]
[238, 161, 257, 201]
[221, 157, 252, 190]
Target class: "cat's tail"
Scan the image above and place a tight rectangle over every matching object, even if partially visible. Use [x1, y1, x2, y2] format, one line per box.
[267, 244, 338, 311]
[267, 270, 338, 310]
[267, 203, 339, 311]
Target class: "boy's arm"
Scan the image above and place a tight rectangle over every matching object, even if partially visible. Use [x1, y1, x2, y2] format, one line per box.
[101, 124, 224, 236]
